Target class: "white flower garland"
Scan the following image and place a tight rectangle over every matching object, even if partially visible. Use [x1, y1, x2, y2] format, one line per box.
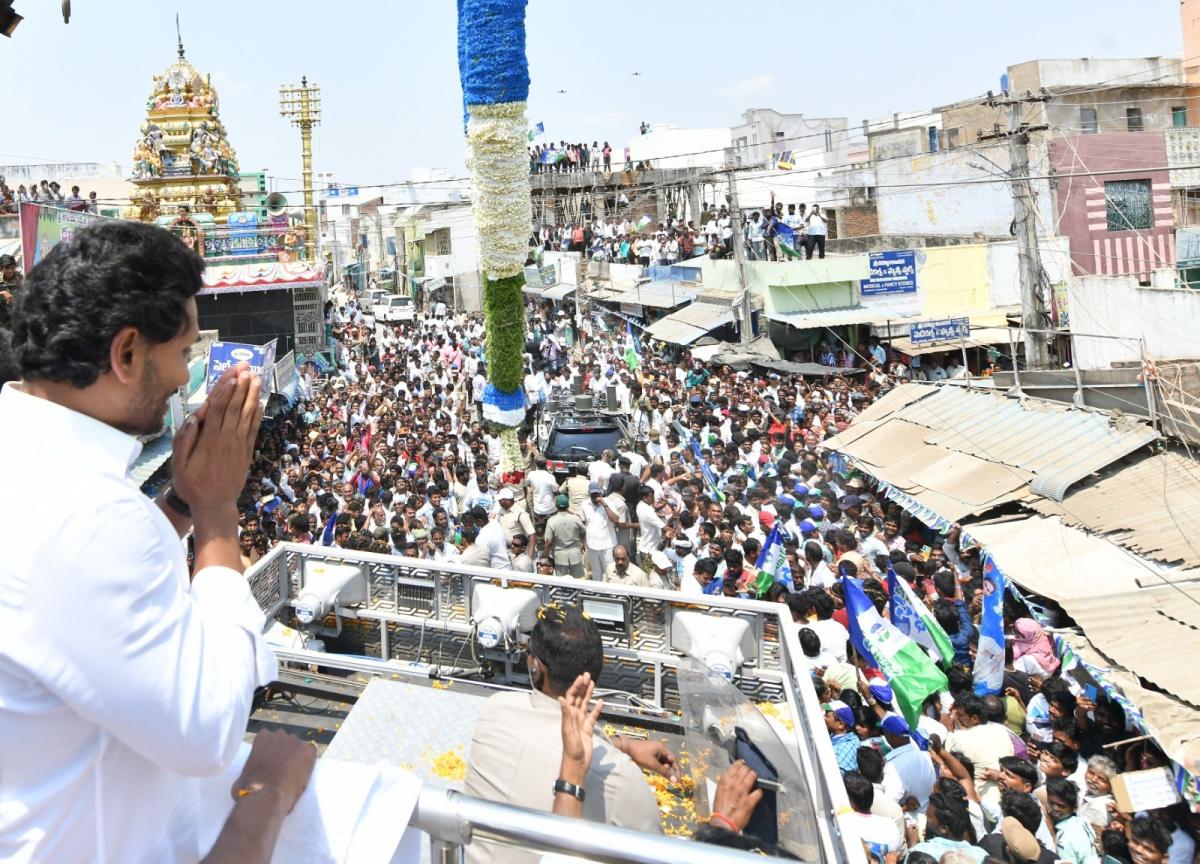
[466, 101, 531, 280]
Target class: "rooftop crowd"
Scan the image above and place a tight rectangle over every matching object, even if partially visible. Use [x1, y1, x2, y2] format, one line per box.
[0, 177, 100, 214]
[230, 281, 1196, 862]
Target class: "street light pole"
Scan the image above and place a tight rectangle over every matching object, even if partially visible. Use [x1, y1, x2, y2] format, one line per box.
[279, 77, 322, 263]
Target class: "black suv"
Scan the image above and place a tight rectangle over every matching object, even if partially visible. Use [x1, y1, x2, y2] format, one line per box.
[542, 417, 624, 479]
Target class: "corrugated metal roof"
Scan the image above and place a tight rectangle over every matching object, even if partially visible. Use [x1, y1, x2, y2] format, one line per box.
[1025, 450, 1200, 568]
[594, 284, 696, 309]
[1060, 633, 1200, 773]
[645, 302, 734, 345]
[889, 328, 1023, 357]
[884, 384, 1158, 502]
[131, 432, 174, 490]
[1066, 583, 1200, 709]
[767, 305, 915, 328]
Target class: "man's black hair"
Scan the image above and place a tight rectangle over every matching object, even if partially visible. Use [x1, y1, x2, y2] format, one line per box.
[1045, 775, 1077, 810]
[0, 328, 16, 391]
[13, 220, 203, 386]
[1044, 741, 1079, 774]
[843, 771, 874, 814]
[810, 589, 835, 620]
[1129, 816, 1172, 855]
[934, 599, 961, 634]
[529, 603, 603, 695]
[928, 789, 972, 841]
[955, 693, 986, 722]
[999, 755, 1038, 790]
[798, 626, 820, 657]
[1000, 789, 1043, 834]
[933, 569, 956, 597]
[856, 745, 884, 783]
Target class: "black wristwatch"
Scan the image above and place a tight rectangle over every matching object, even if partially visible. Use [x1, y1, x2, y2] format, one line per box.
[164, 486, 192, 519]
[553, 778, 585, 802]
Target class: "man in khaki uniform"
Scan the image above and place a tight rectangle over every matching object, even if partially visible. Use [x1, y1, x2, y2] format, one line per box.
[603, 544, 653, 589]
[543, 494, 585, 579]
[464, 604, 674, 864]
[495, 487, 534, 547]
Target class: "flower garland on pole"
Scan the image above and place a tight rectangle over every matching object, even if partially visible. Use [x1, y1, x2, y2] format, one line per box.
[457, 0, 531, 475]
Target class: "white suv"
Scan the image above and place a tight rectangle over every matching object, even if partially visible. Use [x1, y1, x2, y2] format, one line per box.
[373, 294, 415, 323]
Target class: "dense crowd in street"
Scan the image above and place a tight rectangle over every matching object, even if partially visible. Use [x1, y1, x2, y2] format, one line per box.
[223, 285, 1196, 863]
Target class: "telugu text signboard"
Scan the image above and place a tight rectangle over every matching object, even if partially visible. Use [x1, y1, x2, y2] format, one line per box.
[909, 317, 970, 346]
[206, 340, 277, 404]
[860, 250, 917, 297]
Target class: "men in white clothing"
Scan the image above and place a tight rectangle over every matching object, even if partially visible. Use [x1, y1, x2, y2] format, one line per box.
[580, 481, 620, 580]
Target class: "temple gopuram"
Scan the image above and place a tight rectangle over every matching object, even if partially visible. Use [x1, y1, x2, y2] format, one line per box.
[125, 34, 326, 359]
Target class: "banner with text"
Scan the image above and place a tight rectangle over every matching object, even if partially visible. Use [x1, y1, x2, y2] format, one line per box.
[860, 250, 917, 297]
[909, 317, 970, 345]
[19, 203, 101, 272]
[206, 339, 277, 404]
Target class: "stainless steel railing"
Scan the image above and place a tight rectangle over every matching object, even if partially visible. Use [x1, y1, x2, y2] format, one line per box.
[412, 784, 775, 864]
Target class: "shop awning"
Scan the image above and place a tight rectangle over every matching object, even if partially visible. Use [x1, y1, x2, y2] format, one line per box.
[645, 302, 734, 345]
[767, 305, 915, 329]
[888, 327, 1023, 357]
[594, 283, 696, 309]
[543, 284, 575, 301]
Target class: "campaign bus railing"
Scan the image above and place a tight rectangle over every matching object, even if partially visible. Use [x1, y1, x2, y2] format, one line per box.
[246, 543, 864, 864]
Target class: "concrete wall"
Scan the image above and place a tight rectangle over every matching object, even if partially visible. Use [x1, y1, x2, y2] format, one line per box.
[874, 145, 1054, 237]
[985, 236, 1072, 311]
[1067, 270, 1200, 368]
[730, 109, 849, 170]
[1049, 132, 1174, 278]
[421, 204, 482, 312]
[627, 126, 730, 170]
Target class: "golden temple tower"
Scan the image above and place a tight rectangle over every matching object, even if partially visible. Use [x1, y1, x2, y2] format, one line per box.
[126, 28, 243, 225]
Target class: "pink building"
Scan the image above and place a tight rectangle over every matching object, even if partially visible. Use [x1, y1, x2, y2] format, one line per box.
[1049, 132, 1174, 280]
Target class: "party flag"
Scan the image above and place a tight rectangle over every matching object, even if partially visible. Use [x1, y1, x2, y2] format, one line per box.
[842, 576, 948, 730]
[973, 553, 1007, 696]
[888, 565, 954, 668]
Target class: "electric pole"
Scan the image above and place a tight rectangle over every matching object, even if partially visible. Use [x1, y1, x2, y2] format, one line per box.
[724, 148, 753, 344]
[279, 77, 322, 263]
[979, 90, 1052, 369]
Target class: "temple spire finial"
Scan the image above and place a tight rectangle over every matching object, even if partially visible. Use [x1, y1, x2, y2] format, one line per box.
[176, 13, 185, 60]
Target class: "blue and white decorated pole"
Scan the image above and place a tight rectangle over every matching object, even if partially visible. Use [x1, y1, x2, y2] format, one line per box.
[458, 0, 532, 456]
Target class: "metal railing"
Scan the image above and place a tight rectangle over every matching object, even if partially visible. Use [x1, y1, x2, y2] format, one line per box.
[246, 544, 864, 864]
[413, 785, 778, 864]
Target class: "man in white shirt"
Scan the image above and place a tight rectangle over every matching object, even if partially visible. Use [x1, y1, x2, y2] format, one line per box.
[526, 455, 559, 558]
[579, 482, 620, 580]
[470, 504, 512, 569]
[634, 484, 666, 570]
[0, 221, 309, 862]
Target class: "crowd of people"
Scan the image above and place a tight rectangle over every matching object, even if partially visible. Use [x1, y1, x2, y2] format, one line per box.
[0, 176, 100, 214]
[529, 140, 615, 173]
[224, 279, 1195, 862]
[532, 197, 831, 274]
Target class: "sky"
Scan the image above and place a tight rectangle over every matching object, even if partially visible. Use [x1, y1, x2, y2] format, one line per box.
[0, 0, 1183, 195]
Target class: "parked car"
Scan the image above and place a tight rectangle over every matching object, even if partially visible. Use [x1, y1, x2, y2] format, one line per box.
[373, 294, 415, 323]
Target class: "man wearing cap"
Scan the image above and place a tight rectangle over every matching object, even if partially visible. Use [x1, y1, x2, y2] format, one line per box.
[495, 487, 535, 549]
[668, 536, 698, 593]
[580, 482, 620, 580]
[647, 550, 676, 590]
[879, 713, 937, 810]
[825, 700, 860, 773]
[0, 253, 21, 327]
[543, 494, 585, 579]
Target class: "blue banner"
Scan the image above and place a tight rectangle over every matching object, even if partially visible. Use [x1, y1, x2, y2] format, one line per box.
[909, 317, 970, 345]
[860, 250, 917, 297]
[206, 340, 278, 393]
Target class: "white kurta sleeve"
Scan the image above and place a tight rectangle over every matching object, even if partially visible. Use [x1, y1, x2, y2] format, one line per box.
[16, 499, 277, 777]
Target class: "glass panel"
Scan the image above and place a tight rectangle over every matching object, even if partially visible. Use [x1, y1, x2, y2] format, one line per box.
[1105, 179, 1152, 231]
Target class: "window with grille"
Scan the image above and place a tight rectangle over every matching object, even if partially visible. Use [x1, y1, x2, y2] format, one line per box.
[431, 228, 452, 256]
[1173, 106, 1189, 127]
[1126, 107, 1144, 132]
[1104, 179, 1152, 231]
[1080, 108, 1098, 134]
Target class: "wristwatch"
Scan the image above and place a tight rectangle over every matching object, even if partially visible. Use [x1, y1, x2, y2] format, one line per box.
[553, 778, 585, 802]
[164, 485, 192, 519]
